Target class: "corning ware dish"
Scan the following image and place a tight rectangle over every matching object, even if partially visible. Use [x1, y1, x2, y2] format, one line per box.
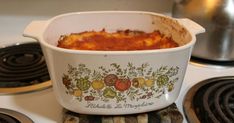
[23, 11, 204, 115]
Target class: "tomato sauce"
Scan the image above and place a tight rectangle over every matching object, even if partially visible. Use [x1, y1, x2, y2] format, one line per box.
[57, 30, 178, 51]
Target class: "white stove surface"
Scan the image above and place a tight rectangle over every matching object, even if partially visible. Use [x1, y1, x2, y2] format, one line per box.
[0, 1, 234, 123]
[1, 65, 234, 123]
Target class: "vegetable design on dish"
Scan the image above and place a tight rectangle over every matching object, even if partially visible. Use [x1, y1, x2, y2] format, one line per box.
[104, 74, 118, 86]
[62, 63, 179, 102]
[115, 78, 131, 92]
[91, 80, 104, 90]
[76, 77, 91, 91]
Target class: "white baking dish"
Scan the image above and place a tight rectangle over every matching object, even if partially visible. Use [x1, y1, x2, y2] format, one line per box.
[23, 11, 204, 115]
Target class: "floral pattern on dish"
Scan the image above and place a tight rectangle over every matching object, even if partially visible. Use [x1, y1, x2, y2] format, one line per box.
[62, 63, 179, 102]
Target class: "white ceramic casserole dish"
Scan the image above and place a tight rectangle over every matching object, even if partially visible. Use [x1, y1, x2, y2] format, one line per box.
[23, 11, 205, 115]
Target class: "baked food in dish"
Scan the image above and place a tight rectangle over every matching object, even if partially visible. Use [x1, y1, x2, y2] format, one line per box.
[57, 29, 178, 51]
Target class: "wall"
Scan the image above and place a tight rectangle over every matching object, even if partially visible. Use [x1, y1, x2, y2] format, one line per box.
[0, 0, 174, 44]
[0, 0, 173, 16]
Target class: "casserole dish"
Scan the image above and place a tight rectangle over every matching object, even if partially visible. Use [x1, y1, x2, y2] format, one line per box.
[23, 11, 204, 115]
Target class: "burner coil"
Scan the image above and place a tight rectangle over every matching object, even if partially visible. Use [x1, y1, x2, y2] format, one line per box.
[0, 43, 50, 87]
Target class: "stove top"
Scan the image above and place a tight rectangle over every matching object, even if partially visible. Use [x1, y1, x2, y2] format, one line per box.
[190, 56, 234, 69]
[0, 47, 233, 123]
[0, 108, 33, 123]
[0, 103, 183, 123]
[1, 1, 234, 122]
[63, 103, 183, 123]
[0, 43, 234, 123]
[0, 43, 51, 94]
[183, 76, 234, 123]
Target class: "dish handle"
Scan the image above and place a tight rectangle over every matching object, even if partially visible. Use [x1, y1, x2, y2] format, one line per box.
[23, 20, 47, 40]
[176, 18, 205, 35]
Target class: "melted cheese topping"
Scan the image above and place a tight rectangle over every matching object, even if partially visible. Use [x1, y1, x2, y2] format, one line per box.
[57, 30, 178, 51]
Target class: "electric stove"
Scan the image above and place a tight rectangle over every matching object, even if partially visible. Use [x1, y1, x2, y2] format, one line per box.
[184, 76, 234, 123]
[1, 0, 234, 123]
[0, 43, 51, 94]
